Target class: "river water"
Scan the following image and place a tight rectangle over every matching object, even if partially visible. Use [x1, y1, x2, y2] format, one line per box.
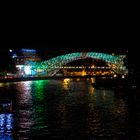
[0, 78, 139, 140]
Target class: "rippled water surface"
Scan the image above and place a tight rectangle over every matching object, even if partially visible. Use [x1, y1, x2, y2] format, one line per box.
[0, 79, 139, 139]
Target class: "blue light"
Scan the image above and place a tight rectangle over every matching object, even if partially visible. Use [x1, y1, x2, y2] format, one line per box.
[0, 113, 14, 140]
[31, 70, 36, 75]
[11, 53, 17, 58]
[21, 48, 36, 53]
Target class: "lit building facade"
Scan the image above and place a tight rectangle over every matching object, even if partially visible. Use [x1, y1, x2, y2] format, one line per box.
[10, 48, 41, 77]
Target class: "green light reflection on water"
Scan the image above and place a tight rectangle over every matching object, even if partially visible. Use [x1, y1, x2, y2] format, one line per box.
[31, 80, 49, 133]
[32, 80, 49, 102]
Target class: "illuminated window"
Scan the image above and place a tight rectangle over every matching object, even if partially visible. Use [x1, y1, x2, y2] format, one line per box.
[24, 66, 32, 75]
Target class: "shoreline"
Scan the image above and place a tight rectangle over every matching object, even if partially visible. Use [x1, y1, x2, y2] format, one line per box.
[0, 75, 113, 83]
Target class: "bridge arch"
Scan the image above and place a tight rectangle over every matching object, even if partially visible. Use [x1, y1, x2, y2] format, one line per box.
[29, 52, 126, 76]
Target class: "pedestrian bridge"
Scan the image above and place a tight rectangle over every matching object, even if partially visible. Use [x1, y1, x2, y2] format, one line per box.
[26, 52, 127, 76]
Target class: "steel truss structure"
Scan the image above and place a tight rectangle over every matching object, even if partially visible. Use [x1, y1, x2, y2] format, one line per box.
[27, 52, 126, 76]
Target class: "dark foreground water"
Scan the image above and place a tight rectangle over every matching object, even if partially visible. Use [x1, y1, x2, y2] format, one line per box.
[0, 78, 139, 140]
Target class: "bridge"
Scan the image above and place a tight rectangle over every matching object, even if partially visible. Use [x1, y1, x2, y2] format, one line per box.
[25, 52, 127, 77]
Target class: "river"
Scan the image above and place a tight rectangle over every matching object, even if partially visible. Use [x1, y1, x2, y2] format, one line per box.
[0, 78, 139, 140]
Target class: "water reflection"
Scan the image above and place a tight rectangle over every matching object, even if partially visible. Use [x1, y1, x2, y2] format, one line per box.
[0, 79, 139, 139]
[0, 83, 4, 87]
[0, 113, 14, 140]
[14, 81, 34, 139]
[62, 78, 71, 91]
[31, 80, 49, 138]
[88, 85, 95, 95]
[87, 89, 128, 138]
[32, 80, 49, 101]
[14, 80, 50, 138]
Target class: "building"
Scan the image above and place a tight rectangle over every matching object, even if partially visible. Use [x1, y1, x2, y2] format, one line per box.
[10, 48, 41, 77]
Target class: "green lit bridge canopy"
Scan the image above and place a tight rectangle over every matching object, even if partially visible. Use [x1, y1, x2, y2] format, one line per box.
[27, 52, 126, 76]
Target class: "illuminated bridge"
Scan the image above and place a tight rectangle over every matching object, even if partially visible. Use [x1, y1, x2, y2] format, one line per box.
[26, 52, 127, 77]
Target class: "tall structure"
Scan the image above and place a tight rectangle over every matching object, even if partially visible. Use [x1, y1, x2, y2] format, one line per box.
[20, 48, 41, 64]
[10, 48, 41, 76]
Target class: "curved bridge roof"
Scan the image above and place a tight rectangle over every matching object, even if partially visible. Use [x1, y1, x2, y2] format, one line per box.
[28, 52, 124, 76]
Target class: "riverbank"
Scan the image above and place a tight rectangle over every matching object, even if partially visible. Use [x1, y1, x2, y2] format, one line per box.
[0, 75, 112, 83]
[91, 77, 136, 90]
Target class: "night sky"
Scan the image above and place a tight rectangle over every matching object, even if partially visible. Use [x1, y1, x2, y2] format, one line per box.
[1, 8, 137, 76]
[0, 40, 128, 54]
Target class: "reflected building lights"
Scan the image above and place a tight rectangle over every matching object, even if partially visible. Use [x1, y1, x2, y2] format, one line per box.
[16, 81, 33, 94]
[15, 81, 34, 138]
[15, 80, 49, 138]
[88, 86, 95, 95]
[56, 103, 68, 128]
[32, 80, 49, 101]
[63, 78, 70, 83]
[0, 113, 14, 139]
[0, 83, 4, 87]
[62, 78, 71, 90]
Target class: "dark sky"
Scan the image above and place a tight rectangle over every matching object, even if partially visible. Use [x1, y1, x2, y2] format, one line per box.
[0, 9, 137, 74]
[0, 40, 128, 53]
